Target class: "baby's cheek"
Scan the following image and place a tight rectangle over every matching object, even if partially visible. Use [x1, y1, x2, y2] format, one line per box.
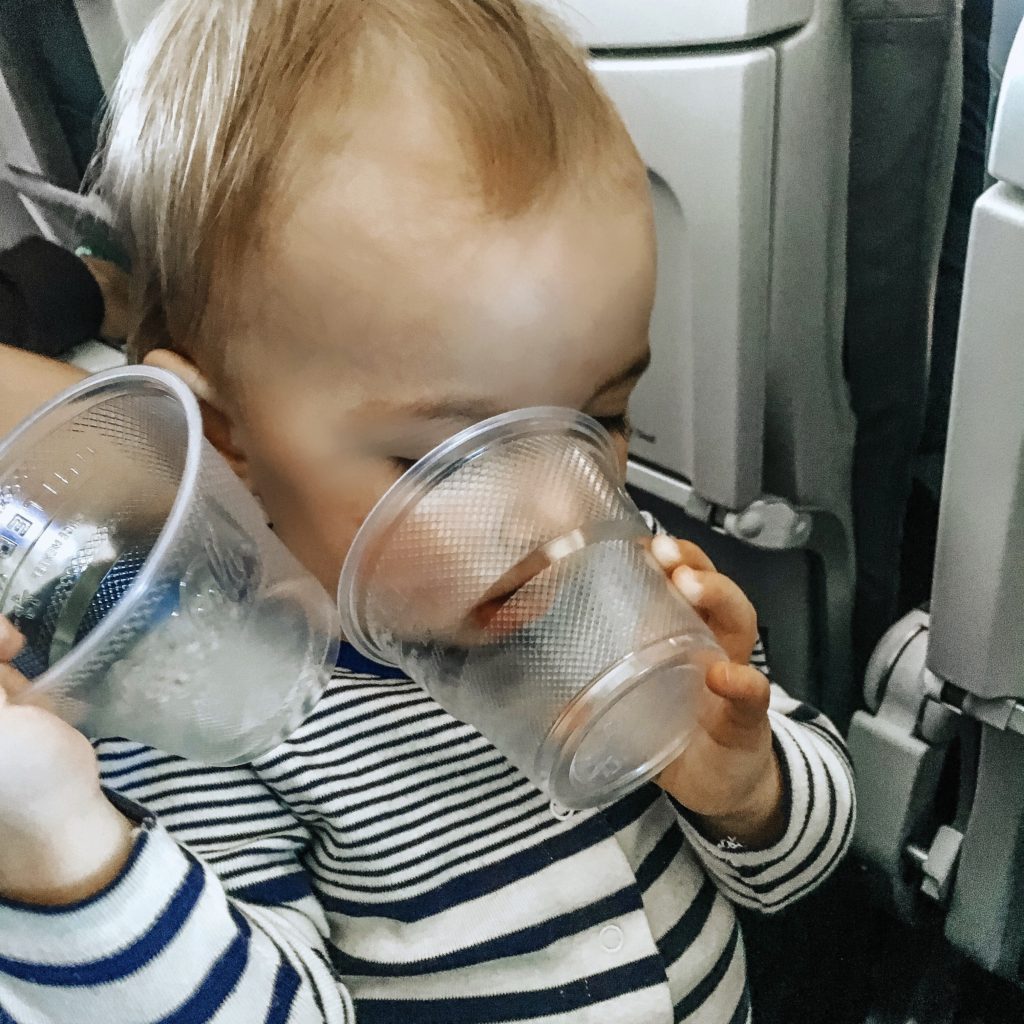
[248, 456, 379, 594]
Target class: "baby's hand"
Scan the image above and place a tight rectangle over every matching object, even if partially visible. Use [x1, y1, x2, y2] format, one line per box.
[0, 618, 134, 904]
[650, 534, 758, 664]
[649, 536, 784, 847]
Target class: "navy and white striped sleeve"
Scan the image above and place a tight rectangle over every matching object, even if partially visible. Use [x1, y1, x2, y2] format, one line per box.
[636, 512, 856, 912]
[0, 751, 355, 1024]
[674, 686, 856, 914]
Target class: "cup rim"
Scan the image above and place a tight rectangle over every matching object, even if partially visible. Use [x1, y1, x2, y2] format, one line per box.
[337, 406, 620, 665]
[0, 365, 204, 692]
[537, 634, 717, 809]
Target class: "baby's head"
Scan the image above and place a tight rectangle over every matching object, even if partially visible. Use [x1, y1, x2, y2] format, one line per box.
[96, 0, 655, 591]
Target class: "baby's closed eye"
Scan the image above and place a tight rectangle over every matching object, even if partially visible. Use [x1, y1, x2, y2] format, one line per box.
[592, 413, 632, 437]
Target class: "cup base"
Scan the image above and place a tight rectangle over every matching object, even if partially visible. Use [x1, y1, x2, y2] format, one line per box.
[536, 636, 717, 810]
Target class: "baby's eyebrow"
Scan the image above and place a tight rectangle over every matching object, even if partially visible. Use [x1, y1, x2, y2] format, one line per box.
[385, 397, 505, 423]
[381, 352, 652, 424]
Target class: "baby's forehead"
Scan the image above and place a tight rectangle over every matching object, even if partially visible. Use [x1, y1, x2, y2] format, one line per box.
[273, 160, 644, 313]
[233, 71, 654, 399]
[236, 169, 654, 431]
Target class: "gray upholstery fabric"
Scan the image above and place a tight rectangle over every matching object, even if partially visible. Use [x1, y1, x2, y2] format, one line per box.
[844, 0, 963, 681]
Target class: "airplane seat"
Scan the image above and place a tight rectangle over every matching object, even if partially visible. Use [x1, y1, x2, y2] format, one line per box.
[540, 0, 856, 720]
[0, 0, 107, 234]
[848, 19, 1024, 985]
[0, 0, 163, 248]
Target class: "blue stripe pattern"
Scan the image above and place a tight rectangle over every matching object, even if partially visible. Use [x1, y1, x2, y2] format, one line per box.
[264, 961, 302, 1024]
[659, 879, 717, 965]
[232, 872, 314, 908]
[317, 810, 617, 920]
[673, 924, 740, 1021]
[154, 909, 252, 1024]
[0, 621, 852, 1024]
[332, 886, 643, 978]
[0, 858, 205, 985]
[354, 958, 668, 1024]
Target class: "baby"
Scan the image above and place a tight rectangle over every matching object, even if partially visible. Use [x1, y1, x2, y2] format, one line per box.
[0, 3, 854, 1022]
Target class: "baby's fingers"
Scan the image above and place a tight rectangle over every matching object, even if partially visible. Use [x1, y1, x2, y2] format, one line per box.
[0, 622, 43, 708]
[0, 663, 31, 703]
[703, 662, 772, 743]
[650, 534, 715, 574]
[671, 566, 757, 665]
[0, 618, 25, 662]
[707, 661, 770, 715]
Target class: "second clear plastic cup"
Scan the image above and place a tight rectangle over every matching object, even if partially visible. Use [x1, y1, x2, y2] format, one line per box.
[338, 407, 723, 809]
[0, 367, 339, 764]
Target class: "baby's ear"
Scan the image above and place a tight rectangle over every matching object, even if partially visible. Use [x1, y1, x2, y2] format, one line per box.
[141, 348, 251, 488]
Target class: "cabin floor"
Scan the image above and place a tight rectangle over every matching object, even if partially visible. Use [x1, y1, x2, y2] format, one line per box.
[743, 862, 1024, 1024]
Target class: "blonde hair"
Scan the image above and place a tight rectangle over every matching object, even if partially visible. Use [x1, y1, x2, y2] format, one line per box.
[92, 0, 639, 367]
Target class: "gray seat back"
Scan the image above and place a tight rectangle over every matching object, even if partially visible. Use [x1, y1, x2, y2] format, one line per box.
[849, 20, 1024, 982]
[928, 16, 1024, 707]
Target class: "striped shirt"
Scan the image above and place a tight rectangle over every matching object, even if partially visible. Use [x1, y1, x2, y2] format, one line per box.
[0, 639, 854, 1024]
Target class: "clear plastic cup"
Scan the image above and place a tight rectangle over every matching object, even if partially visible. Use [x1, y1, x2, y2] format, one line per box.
[0, 366, 339, 763]
[338, 407, 723, 809]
